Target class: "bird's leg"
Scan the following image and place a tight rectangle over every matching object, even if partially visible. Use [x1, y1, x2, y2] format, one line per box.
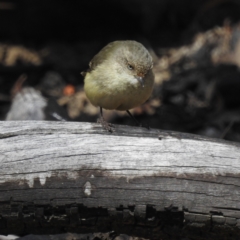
[97, 107, 114, 132]
[126, 110, 141, 126]
[126, 110, 150, 130]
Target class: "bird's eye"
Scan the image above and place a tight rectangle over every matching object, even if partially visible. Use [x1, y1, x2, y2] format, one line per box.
[127, 64, 134, 70]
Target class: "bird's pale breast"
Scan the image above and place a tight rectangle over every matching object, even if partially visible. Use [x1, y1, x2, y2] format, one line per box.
[84, 64, 154, 110]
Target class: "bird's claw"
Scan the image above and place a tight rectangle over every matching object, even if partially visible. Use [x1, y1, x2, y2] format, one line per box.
[97, 116, 115, 133]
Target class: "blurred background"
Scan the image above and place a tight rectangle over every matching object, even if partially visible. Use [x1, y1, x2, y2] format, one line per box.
[1, 0, 240, 141]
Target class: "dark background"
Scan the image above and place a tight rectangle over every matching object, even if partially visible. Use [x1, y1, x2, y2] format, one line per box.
[2, 0, 240, 45]
[1, 0, 240, 141]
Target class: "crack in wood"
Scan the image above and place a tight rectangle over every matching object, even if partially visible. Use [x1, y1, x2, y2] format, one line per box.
[0, 134, 18, 139]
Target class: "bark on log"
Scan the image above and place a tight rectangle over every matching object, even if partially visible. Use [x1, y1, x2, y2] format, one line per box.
[0, 121, 240, 239]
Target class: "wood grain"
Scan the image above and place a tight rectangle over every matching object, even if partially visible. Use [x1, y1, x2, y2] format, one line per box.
[0, 121, 240, 239]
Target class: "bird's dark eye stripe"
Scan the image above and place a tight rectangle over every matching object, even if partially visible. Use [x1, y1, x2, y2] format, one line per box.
[127, 64, 134, 70]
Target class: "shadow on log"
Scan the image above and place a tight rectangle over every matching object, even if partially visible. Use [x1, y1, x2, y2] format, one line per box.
[0, 121, 240, 239]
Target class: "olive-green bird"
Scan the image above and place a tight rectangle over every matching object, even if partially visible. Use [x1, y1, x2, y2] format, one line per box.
[82, 40, 154, 130]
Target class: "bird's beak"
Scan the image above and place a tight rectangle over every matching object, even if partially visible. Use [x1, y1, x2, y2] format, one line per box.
[135, 76, 144, 87]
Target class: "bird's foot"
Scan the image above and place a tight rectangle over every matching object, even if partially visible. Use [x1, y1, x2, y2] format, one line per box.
[97, 116, 115, 133]
[126, 110, 150, 130]
[138, 122, 151, 130]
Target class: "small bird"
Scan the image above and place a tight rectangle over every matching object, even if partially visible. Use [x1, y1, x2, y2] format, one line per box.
[82, 40, 154, 131]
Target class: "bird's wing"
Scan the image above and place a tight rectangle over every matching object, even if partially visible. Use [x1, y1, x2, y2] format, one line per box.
[81, 41, 119, 77]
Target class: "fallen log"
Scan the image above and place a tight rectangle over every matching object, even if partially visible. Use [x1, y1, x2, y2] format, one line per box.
[0, 121, 240, 239]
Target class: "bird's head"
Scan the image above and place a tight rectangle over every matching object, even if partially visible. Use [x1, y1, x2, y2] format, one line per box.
[116, 41, 153, 87]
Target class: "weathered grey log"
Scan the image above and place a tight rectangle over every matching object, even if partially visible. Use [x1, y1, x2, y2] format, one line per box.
[0, 121, 240, 239]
